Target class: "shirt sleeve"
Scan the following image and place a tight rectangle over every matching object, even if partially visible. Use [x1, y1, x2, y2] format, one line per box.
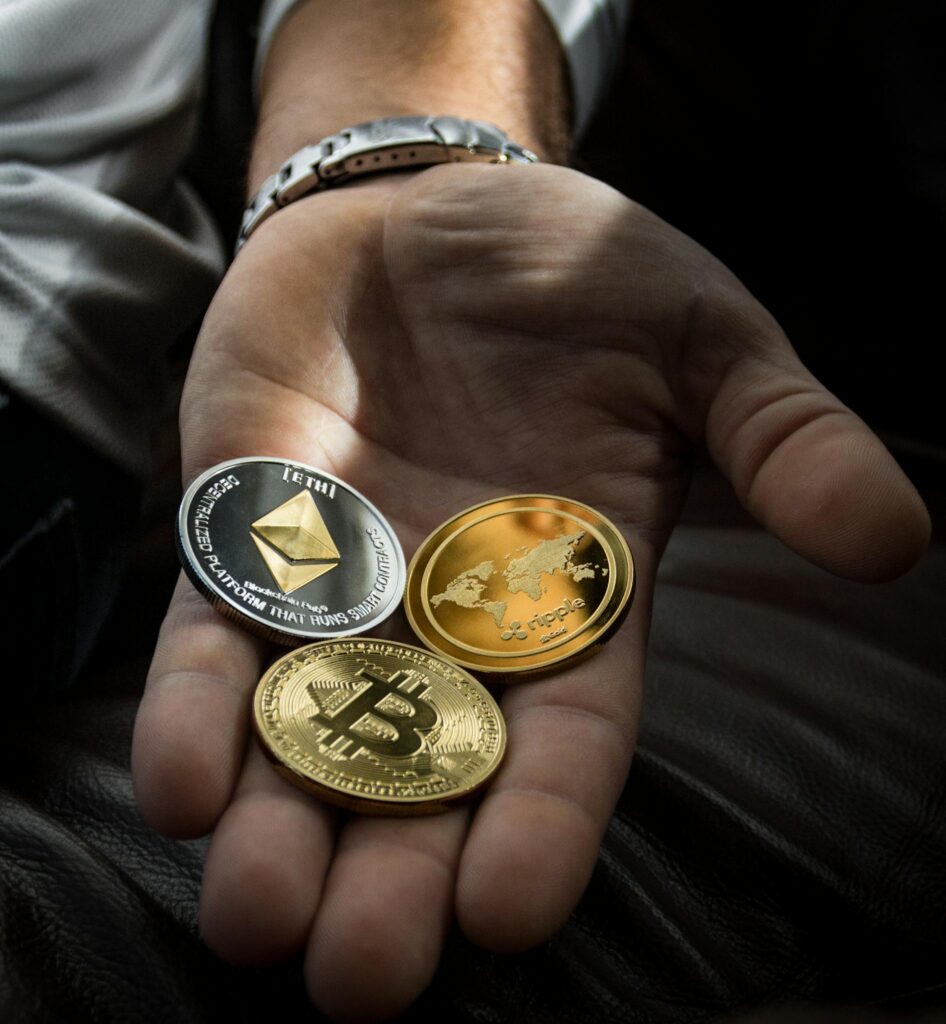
[534, 0, 632, 138]
[0, 0, 225, 474]
[253, 0, 632, 140]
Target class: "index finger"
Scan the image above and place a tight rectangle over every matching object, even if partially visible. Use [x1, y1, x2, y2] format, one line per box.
[131, 574, 268, 838]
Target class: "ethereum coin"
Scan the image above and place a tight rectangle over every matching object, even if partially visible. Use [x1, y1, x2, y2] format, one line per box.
[177, 457, 405, 644]
[253, 639, 506, 814]
[405, 495, 634, 674]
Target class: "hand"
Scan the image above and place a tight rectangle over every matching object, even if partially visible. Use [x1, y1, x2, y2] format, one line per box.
[131, 164, 929, 1021]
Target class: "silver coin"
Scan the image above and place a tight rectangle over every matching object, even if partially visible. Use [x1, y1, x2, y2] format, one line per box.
[177, 457, 405, 644]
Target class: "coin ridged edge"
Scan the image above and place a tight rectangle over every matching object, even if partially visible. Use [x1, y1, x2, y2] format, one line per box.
[174, 524, 314, 646]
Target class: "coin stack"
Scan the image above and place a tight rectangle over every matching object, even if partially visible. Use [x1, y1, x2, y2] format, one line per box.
[178, 458, 634, 815]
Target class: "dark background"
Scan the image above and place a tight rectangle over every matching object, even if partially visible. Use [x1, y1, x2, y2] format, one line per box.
[583, 0, 945, 452]
[2, 3, 943, 1022]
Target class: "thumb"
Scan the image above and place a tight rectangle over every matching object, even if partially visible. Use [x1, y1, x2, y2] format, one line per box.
[680, 270, 930, 582]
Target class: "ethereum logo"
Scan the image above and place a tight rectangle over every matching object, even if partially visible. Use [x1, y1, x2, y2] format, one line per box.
[250, 490, 341, 594]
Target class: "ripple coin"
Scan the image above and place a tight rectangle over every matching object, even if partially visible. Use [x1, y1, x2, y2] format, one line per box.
[253, 639, 506, 814]
[404, 495, 634, 674]
[177, 457, 405, 644]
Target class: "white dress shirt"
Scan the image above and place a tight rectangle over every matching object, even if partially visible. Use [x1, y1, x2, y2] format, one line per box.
[0, 0, 225, 473]
[0, 0, 630, 474]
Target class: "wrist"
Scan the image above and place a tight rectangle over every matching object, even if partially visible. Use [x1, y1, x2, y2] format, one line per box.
[248, 0, 568, 193]
[238, 117, 537, 250]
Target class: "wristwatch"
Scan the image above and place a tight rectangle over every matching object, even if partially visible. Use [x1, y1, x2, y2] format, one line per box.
[237, 115, 538, 253]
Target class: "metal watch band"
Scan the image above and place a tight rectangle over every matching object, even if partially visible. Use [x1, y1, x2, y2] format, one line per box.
[236, 116, 538, 253]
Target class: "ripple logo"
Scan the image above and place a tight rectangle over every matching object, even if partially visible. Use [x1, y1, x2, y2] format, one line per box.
[501, 621, 528, 641]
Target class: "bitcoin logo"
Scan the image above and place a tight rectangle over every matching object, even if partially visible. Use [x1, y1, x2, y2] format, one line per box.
[254, 640, 506, 814]
[307, 667, 438, 758]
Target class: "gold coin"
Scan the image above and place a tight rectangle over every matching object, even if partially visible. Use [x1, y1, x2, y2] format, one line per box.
[405, 495, 634, 674]
[253, 639, 506, 814]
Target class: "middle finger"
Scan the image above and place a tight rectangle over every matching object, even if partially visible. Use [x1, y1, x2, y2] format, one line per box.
[305, 807, 470, 1021]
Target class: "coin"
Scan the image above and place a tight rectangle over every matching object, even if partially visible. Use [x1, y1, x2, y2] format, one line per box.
[177, 457, 405, 645]
[253, 639, 506, 814]
[404, 495, 634, 674]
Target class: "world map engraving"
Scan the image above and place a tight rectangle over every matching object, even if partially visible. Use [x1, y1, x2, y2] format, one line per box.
[430, 531, 598, 627]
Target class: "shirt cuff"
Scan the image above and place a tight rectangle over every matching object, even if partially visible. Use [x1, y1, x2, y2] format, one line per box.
[253, 0, 632, 140]
[534, 0, 631, 138]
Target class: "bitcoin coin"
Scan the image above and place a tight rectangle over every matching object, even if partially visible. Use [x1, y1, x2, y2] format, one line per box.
[253, 639, 506, 814]
[177, 457, 405, 645]
[405, 495, 634, 673]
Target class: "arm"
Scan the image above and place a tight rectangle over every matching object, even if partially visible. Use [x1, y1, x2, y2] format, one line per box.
[250, 0, 570, 180]
[135, 4, 575, 1020]
[132, 4, 929, 1022]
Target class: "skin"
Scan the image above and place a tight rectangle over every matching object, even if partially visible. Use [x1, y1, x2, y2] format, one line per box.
[131, 163, 930, 1022]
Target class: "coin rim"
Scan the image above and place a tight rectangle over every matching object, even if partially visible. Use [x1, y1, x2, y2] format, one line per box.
[177, 456, 406, 645]
[404, 494, 634, 673]
[420, 505, 617, 658]
[252, 638, 508, 813]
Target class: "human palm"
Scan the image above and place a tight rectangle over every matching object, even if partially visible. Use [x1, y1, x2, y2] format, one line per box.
[132, 164, 928, 1021]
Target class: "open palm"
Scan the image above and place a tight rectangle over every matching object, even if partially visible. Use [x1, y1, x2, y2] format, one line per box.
[132, 164, 928, 1021]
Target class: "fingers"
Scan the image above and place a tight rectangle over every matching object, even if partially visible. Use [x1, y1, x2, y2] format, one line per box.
[305, 808, 469, 1022]
[457, 621, 646, 953]
[199, 740, 336, 965]
[197, 696, 466, 1006]
[131, 574, 267, 838]
[688, 298, 931, 580]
